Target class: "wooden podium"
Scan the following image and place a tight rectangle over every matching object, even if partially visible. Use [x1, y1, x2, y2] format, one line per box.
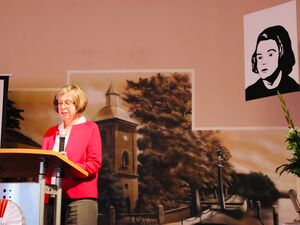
[0, 149, 88, 225]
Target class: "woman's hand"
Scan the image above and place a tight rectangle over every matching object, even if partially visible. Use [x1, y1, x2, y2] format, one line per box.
[60, 151, 68, 159]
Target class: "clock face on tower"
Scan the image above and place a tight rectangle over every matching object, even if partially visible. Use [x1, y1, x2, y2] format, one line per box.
[123, 134, 128, 141]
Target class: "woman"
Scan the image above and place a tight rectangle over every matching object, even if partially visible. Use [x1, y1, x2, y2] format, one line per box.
[42, 84, 102, 225]
[246, 25, 299, 101]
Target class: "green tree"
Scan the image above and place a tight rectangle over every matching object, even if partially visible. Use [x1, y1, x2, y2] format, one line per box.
[98, 154, 127, 213]
[6, 99, 24, 130]
[228, 171, 280, 206]
[4, 98, 40, 148]
[123, 73, 233, 211]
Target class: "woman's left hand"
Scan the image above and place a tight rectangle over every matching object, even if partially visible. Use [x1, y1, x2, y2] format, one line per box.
[60, 151, 68, 159]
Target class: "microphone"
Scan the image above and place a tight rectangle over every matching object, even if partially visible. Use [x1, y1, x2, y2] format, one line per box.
[58, 130, 66, 152]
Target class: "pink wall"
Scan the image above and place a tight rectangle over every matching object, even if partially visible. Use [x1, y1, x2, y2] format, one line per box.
[0, 0, 297, 129]
[0, 0, 298, 191]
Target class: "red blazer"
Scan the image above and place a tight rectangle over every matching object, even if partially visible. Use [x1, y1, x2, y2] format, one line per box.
[41, 120, 102, 200]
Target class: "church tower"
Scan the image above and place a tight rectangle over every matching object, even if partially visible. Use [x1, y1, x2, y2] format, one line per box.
[94, 84, 138, 212]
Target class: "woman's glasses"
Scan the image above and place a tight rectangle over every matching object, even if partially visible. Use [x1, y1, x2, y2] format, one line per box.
[57, 99, 74, 108]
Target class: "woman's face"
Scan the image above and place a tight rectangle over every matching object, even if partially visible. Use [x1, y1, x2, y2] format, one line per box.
[57, 93, 78, 122]
[256, 39, 279, 79]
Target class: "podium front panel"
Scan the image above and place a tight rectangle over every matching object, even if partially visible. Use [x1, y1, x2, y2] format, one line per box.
[0, 149, 88, 178]
[0, 182, 40, 225]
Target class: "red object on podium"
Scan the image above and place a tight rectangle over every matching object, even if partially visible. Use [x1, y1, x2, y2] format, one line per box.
[0, 199, 9, 218]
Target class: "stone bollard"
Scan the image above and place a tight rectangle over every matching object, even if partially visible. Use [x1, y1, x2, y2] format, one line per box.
[108, 205, 116, 225]
[272, 205, 279, 225]
[157, 204, 164, 224]
[256, 201, 262, 221]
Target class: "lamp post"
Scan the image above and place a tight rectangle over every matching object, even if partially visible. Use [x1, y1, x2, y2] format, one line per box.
[217, 146, 226, 212]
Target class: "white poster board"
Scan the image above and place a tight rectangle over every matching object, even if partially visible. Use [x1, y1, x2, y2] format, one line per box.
[244, 0, 299, 101]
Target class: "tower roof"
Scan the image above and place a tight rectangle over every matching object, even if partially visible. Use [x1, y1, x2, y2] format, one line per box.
[106, 83, 119, 96]
[93, 105, 137, 124]
[93, 83, 138, 125]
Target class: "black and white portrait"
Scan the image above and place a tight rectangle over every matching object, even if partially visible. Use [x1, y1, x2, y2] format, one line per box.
[244, 1, 299, 101]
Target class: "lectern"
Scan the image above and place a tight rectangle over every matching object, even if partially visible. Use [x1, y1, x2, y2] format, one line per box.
[0, 149, 88, 225]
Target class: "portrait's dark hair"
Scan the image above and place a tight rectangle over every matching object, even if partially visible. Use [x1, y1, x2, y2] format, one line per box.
[251, 25, 295, 76]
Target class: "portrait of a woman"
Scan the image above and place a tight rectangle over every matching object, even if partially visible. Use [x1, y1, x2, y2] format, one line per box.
[245, 25, 299, 101]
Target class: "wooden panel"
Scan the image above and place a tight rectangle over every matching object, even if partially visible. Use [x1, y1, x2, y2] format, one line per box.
[0, 149, 88, 178]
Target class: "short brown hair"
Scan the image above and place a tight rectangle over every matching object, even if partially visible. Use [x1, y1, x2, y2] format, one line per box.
[53, 84, 88, 113]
